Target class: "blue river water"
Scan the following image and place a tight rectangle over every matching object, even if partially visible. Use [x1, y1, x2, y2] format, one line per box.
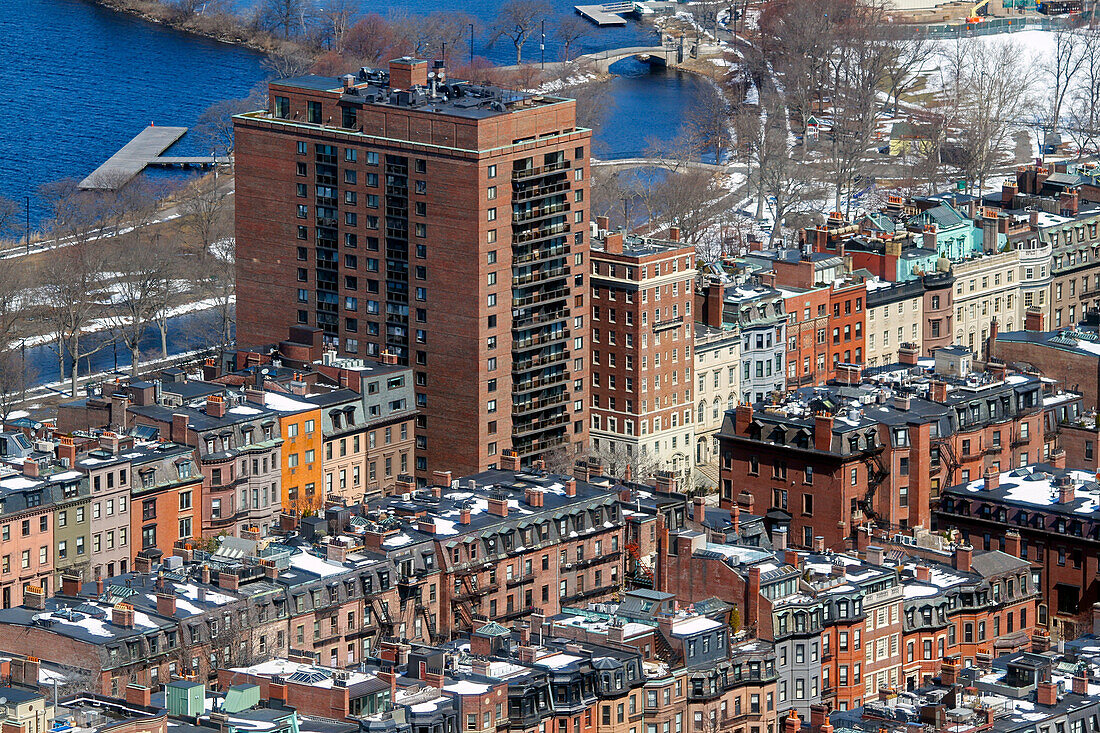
[1, 0, 705, 223]
[25, 310, 230, 389]
[4, 0, 703, 385]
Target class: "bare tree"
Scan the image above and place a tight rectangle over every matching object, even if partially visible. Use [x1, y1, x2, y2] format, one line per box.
[391, 11, 475, 61]
[588, 439, 662, 483]
[0, 197, 18, 244]
[315, 0, 357, 48]
[490, 0, 553, 65]
[758, 0, 838, 158]
[256, 0, 311, 39]
[591, 168, 637, 229]
[0, 261, 30, 417]
[35, 189, 114, 397]
[1066, 28, 1100, 157]
[638, 165, 723, 243]
[952, 39, 1033, 195]
[195, 236, 236, 348]
[683, 82, 732, 163]
[736, 97, 808, 242]
[689, 0, 724, 38]
[195, 93, 264, 157]
[555, 14, 590, 61]
[340, 14, 398, 66]
[262, 47, 313, 79]
[822, 2, 894, 213]
[178, 174, 232, 259]
[567, 79, 615, 136]
[1045, 26, 1090, 152]
[901, 112, 954, 194]
[104, 233, 178, 377]
[882, 35, 936, 115]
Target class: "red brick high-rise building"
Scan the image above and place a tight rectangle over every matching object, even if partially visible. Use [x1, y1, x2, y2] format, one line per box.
[234, 59, 591, 477]
[589, 226, 696, 480]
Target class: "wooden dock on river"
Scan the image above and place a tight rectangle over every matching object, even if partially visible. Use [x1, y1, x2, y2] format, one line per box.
[79, 126, 226, 190]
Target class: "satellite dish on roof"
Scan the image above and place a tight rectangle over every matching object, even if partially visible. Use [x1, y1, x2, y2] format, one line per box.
[0, 697, 10, 706]
[428, 72, 436, 79]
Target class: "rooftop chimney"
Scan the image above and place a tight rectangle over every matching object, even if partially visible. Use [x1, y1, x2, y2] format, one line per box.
[112, 602, 135, 628]
[1038, 681, 1058, 707]
[693, 495, 706, 525]
[1025, 308, 1046, 332]
[735, 404, 753, 434]
[954, 544, 973, 573]
[57, 435, 77, 467]
[61, 573, 81, 597]
[940, 657, 958, 686]
[604, 231, 624, 255]
[814, 413, 834, 452]
[22, 585, 45, 610]
[930, 381, 947, 403]
[501, 450, 520, 471]
[389, 57, 428, 90]
[125, 684, 152, 708]
[984, 467, 1000, 492]
[171, 413, 189, 443]
[206, 394, 226, 418]
[1059, 474, 1076, 504]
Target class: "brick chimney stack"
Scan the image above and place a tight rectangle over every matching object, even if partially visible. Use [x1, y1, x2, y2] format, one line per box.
[1038, 681, 1058, 706]
[23, 585, 45, 610]
[1059, 474, 1076, 504]
[501, 450, 521, 471]
[604, 231, 624, 255]
[206, 394, 226, 418]
[954, 544, 973, 573]
[941, 657, 958, 685]
[112, 602, 135, 628]
[389, 58, 428, 90]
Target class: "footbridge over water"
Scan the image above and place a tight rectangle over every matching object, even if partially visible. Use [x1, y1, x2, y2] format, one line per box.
[575, 44, 685, 73]
[498, 39, 690, 75]
[591, 158, 727, 174]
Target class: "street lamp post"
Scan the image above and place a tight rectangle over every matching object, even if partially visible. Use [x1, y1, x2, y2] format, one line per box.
[469, 23, 475, 65]
[541, 20, 545, 69]
[24, 196, 29, 254]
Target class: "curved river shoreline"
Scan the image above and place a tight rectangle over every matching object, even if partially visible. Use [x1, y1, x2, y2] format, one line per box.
[2, 0, 707, 224]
